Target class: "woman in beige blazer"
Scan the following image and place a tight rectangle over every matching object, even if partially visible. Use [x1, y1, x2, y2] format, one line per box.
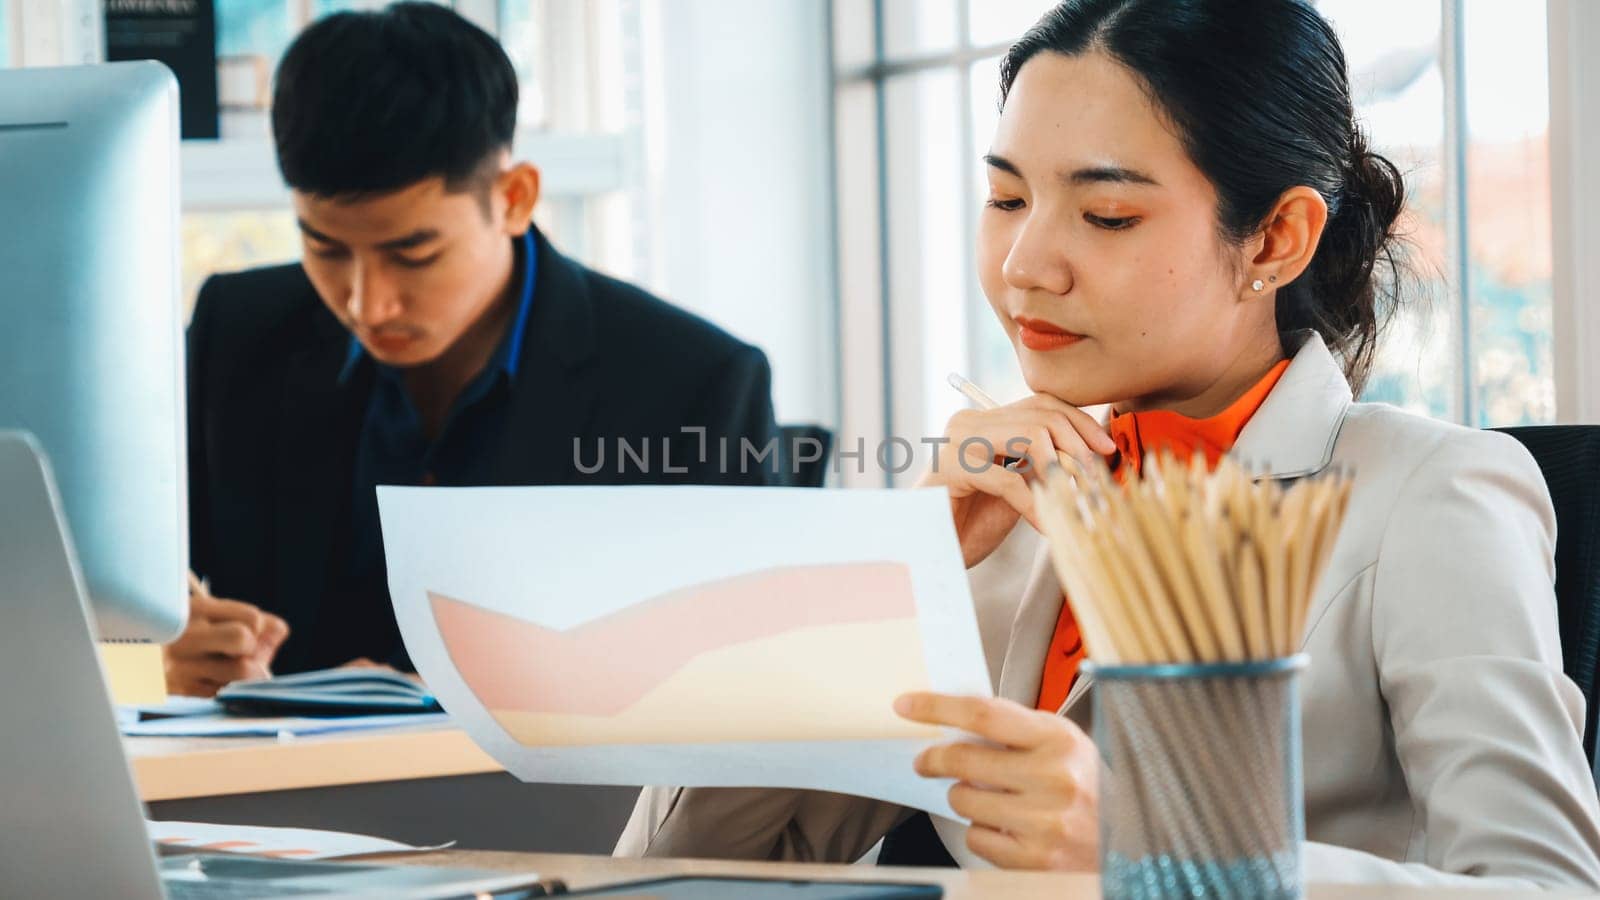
[618, 0, 1600, 888]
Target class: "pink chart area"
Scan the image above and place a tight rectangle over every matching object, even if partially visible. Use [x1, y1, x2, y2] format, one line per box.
[430, 561, 918, 717]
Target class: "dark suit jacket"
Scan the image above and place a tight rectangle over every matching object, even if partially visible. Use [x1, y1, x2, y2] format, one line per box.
[187, 228, 779, 673]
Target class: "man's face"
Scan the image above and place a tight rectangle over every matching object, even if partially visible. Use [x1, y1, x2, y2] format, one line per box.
[292, 171, 530, 368]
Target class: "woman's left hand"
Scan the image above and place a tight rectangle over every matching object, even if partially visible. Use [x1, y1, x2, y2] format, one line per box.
[895, 692, 1099, 870]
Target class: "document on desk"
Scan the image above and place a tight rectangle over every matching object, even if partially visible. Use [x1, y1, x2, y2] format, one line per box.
[378, 485, 994, 819]
[147, 820, 451, 859]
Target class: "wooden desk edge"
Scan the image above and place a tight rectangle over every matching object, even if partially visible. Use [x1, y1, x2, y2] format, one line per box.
[387, 851, 1090, 899]
[378, 852, 1581, 899]
[131, 727, 502, 801]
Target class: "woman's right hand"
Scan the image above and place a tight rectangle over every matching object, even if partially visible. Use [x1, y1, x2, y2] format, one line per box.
[918, 394, 1116, 568]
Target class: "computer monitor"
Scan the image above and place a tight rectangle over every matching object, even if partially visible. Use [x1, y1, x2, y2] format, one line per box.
[0, 61, 187, 642]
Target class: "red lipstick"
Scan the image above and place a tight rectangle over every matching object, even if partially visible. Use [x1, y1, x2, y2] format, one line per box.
[1014, 316, 1085, 352]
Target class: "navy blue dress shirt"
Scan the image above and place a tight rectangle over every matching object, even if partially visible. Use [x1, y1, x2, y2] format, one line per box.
[323, 230, 538, 671]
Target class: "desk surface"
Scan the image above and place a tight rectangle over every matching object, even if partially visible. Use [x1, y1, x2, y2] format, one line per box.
[384, 851, 1567, 899]
[126, 724, 500, 801]
[126, 731, 1588, 897]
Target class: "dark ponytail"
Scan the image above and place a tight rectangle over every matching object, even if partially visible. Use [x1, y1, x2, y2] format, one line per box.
[1279, 135, 1408, 393]
[1000, 0, 1409, 394]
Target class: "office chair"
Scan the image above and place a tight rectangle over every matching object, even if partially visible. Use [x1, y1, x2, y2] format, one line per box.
[1494, 425, 1600, 777]
[778, 424, 834, 488]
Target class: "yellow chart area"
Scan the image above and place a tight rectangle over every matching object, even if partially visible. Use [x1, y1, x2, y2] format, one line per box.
[487, 619, 940, 746]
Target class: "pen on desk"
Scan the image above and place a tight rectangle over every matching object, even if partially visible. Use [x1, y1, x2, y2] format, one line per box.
[946, 371, 1080, 474]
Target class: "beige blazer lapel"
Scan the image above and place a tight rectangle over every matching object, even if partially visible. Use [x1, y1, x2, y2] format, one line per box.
[1229, 331, 1353, 645]
[1005, 332, 1354, 723]
[993, 534, 1061, 706]
[1230, 331, 1352, 482]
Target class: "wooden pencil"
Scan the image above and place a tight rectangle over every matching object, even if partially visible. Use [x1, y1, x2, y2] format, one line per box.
[1028, 450, 1353, 887]
[1030, 451, 1351, 665]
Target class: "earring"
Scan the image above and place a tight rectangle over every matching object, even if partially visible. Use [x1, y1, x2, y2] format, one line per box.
[1268, 275, 1277, 283]
[1251, 279, 1264, 292]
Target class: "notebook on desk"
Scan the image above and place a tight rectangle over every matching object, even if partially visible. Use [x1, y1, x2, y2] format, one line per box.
[216, 668, 442, 716]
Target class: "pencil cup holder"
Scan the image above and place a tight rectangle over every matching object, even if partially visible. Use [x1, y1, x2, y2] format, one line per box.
[1084, 655, 1308, 900]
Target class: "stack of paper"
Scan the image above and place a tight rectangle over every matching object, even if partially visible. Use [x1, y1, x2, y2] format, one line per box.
[121, 712, 449, 738]
[148, 820, 449, 860]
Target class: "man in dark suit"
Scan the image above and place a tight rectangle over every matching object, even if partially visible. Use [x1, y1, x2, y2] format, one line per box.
[167, 3, 778, 695]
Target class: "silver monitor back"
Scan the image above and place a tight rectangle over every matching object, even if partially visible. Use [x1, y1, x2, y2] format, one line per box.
[0, 432, 165, 899]
[0, 62, 187, 642]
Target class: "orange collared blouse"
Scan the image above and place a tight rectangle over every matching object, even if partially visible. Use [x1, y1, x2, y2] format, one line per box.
[1034, 359, 1292, 711]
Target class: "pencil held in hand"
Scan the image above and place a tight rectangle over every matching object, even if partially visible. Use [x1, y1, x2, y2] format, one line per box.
[1031, 450, 1351, 664]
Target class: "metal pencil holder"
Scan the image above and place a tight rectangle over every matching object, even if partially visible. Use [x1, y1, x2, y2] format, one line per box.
[1085, 655, 1308, 900]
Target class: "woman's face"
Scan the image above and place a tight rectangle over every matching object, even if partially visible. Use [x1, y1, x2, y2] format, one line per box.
[978, 50, 1276, 411]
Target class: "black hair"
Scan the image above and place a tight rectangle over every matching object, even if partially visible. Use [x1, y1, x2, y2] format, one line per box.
[271, 1, 518, 202]
[1000, 0, 1408, 393]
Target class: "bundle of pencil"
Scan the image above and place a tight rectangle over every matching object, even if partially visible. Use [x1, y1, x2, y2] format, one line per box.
[1030, 450, 1352, 665]
[1033, 451, 1351, 893]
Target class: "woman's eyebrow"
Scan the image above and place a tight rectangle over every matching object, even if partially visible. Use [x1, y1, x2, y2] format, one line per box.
[983, 153, 1024, 177]
[1066, 165, 1160, 187]
[983, 153, 1159, 188]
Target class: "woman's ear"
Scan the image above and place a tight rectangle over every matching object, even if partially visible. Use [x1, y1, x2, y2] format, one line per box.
[497, 162, 542, 236]
[1246, 186, 1329, 294]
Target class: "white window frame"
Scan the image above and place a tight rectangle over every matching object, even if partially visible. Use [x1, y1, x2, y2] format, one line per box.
[1548, 0, 1600, 424]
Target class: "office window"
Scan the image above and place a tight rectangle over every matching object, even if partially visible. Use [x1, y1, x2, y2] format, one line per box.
[498, 0, 629, 133]
[967, 1, 1054, 49]
[881, 0, 959, 59]
[833, 1, 1058, 485]
[1462, 0, 1555, 426]
[1321, 0, 1556, 427]
[1320, 0, 1454, 421]
[181, 210, 299, 314]
[836, 0, 1558, 483]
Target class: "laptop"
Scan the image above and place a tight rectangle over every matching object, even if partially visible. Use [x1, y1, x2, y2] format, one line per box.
[0, 431, 546, 899]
